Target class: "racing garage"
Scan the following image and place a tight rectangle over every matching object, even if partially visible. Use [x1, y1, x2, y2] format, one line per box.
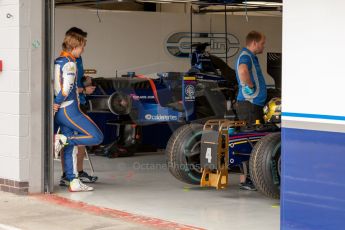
[52, 1, 282, 229]
[0, 0, 344, 230]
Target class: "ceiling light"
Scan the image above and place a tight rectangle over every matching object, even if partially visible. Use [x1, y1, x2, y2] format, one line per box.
[137, 0, 197, 2]
[136, 0, 171, 3]
[243, 1, 283, 7]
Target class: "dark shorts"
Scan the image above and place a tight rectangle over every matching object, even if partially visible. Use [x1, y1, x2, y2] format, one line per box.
[236, 101, 264, 126]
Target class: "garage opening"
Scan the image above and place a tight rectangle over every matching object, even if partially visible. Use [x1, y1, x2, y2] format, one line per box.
[50, 1, 282, 228]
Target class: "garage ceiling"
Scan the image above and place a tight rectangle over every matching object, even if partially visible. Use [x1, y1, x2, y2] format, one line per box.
[55, 0, 282, 13]
[55, 0, 152, 11]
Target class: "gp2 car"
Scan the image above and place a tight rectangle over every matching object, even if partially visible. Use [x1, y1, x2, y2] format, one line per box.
[165, 97, 282, 199]
[86, 43, 240, 156]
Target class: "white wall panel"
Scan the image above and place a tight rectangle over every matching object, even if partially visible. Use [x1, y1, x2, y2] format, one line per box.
[0, 71, 29, 93]
[0, 0, 31, 184]
[0, 93, 19, 114]
[283, 0, 345, 117]
[0, 136, 20, 158]
[0, 136, 28, 159]
[0, 156, 29, 181]
[0, 0, 19, 6]
[55, 9, 282, 85]
[0, 4, 19, 27]
[0, 156, 20, 180]
[0, 114, 29, 137]
[0, 27, 19, 48]
[0, 49, 28, 71]
[0, 92, 29, 115]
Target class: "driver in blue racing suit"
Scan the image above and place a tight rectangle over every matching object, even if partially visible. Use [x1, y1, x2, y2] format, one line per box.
[54, 32, 103, 192]
[58, 27, 99, 187]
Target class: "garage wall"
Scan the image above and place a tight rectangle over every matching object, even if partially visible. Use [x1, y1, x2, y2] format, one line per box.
[28, 0, 45, 193]
[0, 0, 30, 193]
[282, 0, 345, 229]
[0, 0, 44, 194]
[55, 9, 281, 85]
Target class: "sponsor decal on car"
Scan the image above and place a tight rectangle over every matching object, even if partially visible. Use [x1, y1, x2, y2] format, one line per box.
[185, 85, 195, 101]
[144, 114, 178, 121]
[131, 94, 155, 100]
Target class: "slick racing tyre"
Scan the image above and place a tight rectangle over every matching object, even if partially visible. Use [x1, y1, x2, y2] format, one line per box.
[165, 124, 203, 185]
[249, 132, 281, 199]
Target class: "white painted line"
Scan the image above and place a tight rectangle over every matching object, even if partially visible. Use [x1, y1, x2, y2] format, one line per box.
[282, 119, 345, 133]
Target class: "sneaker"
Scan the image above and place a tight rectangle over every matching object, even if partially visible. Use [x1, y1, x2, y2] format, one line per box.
[54, 134, 68, 159]
[239, 179, 257, 191]
[69, 178, 94, 192]
[79, 171, 98, 183]
[59, 175, 70, 187]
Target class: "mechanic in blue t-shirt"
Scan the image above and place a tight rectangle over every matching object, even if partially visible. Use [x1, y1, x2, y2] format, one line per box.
[235, 31, 267, 126]
[235, 31, 267, 191]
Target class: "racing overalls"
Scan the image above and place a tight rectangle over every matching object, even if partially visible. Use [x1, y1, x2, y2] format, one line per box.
[54, 51, 103, 181]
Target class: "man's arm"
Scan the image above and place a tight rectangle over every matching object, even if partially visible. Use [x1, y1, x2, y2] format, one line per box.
[78, 85, 96, 95]
[238, 64, 254, 88]
[78, 76, 95, 94]
[53, 62, 76, 115]
[54, 62, 76, 105]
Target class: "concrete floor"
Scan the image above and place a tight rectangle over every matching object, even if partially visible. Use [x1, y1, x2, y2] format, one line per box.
[54, 152, 280, 230]
[0, 191, 152, 230]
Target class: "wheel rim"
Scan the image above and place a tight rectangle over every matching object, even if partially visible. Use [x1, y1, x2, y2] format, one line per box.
[271, 143, 281, 186]
[184, 130, 203, 174]
[277, 155, 281, 177]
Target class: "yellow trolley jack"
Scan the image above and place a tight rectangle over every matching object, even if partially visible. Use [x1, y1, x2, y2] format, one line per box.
[200, 119, 245, 189]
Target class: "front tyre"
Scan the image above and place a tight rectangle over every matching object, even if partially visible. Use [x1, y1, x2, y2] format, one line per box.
[249, 132, 281, 199]
[165, 124, 203, 184]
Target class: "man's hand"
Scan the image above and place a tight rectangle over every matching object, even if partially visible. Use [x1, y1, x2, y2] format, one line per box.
[84, 86, 96, 95]
[53, 103, 60, 116]
[244, 85, 255, 95]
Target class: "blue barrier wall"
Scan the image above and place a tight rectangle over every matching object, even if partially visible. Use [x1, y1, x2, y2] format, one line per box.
[281, 127, 345, 229]
[282, 1, 345, 228]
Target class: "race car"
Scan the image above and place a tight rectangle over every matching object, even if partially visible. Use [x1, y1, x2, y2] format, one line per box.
[165, 97, 282, 199]
[86, 43, 239, 156]
[86, 44, 281, 161]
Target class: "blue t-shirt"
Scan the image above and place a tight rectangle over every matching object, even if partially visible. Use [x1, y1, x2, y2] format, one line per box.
[235, 48, 267, 106]
[76, 57, 86, 105]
